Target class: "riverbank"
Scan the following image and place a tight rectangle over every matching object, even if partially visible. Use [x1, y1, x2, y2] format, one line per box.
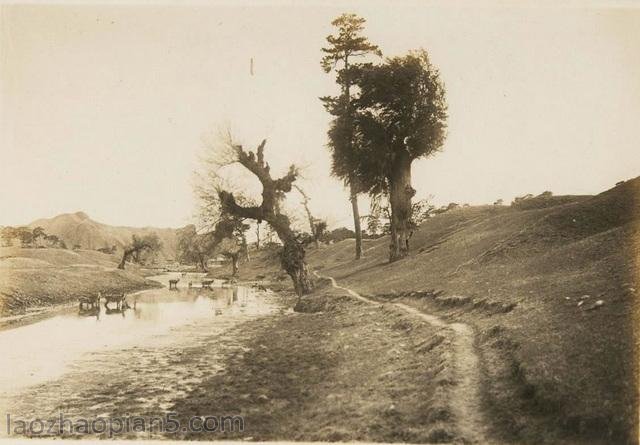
[0, 283, 279, 440]
[208, 178, 639, 444]
[302, 180, 639, 444]
[0, 247, 160, 317]
[170, 280, 469, 443]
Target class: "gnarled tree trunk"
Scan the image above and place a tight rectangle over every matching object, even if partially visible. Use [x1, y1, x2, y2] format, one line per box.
[198, 254, 208, 272]
[281, 241, 313, 295]
[217, 139, 314, 296]
[118, 249, 133, 270]
[388, 153, 415, 262]
[270, 214, 314, 295]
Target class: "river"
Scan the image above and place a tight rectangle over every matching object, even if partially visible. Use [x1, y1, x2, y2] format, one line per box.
[0, 272, 279, 438]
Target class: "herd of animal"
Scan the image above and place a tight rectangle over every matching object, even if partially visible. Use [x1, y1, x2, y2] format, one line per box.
[78, 292, 129, 311]
[79, 274, 226, 311]
[170, 274, 216, 290]
[78, 273, 266, 315]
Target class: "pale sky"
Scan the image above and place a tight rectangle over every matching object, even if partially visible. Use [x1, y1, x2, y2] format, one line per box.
[1, 1, 639, 229]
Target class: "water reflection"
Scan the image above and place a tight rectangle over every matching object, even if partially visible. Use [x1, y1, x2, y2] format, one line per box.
[0, 274, 259, 396]
[104, 307, 126, 317]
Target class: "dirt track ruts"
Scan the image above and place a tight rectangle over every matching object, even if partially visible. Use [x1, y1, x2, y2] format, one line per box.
[314, 271, 488, 444]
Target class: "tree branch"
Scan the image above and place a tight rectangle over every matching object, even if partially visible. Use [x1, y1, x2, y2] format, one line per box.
[273, 165, 299, 192]
[218, 190, 264, 222]
[235, 139, 272, 185]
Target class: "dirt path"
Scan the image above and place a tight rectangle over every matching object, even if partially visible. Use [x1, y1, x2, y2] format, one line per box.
[315, 271, 488, 444]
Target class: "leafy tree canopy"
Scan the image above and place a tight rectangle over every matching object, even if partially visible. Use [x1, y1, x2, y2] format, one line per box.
[320, 13, 381, 190]
[351, 50, 448, 195]
[320, 13, 382, 74]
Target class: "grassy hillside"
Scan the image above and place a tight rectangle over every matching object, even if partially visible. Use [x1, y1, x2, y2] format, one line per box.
[28, 211, 180, 261]
[232, 178, 639, 444]
[0, 247, 160, 316]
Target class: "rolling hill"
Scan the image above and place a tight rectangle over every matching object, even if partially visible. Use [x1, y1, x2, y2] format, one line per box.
[29, 211, 182, 261]
[231, 176, 639, 444]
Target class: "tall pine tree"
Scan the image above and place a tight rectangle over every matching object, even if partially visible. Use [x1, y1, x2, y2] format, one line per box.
[320, 13, 381, 259]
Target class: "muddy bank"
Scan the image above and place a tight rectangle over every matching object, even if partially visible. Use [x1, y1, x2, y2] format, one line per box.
[0, 283, 279, 439]
[169, 283, 475, 443]
[0, 267, 160, 318]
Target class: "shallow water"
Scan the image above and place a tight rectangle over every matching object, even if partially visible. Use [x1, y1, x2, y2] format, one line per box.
[0, 272, 278, 436]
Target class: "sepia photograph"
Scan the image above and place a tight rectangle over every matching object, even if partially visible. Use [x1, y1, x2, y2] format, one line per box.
[0, 1, 638, 444]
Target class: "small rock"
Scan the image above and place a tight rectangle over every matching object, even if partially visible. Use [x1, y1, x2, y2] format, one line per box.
[586, 300, 605, 311]
[256, 394, 269, 402]
[577, 301, 584, 307]
[564, 296, 571, 300]
[579, 295, 590, 300]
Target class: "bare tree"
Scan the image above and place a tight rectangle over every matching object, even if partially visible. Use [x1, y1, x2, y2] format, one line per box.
[198, 134, 314, 296]
[218, 238, 243, 277]
[176, 225, 213, 271]
[293, 185, 320, 248]
[118, 234, 162, 270]
[209, 216, 250, 277]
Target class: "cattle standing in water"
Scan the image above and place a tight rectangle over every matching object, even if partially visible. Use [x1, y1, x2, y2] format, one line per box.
[102, 292, 126, 310]
[169, 278, 180, 290]
[78, 294, 100, 310]
[201, 280, 213, 289]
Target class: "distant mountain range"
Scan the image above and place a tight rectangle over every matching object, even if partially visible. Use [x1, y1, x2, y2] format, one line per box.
[29, 211, 181, 261]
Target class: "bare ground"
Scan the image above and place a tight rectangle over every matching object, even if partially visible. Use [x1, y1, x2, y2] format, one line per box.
[317, 272, 488, 443]
[214, 178, 640, 444]
[169, 282, 476, 443]
[1, 282, 478, 443]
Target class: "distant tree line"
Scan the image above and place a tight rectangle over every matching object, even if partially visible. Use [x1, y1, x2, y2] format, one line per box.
[96, 245, 118, 255]
[0, 226, 67, 249]
[511, 191, 556, 210]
